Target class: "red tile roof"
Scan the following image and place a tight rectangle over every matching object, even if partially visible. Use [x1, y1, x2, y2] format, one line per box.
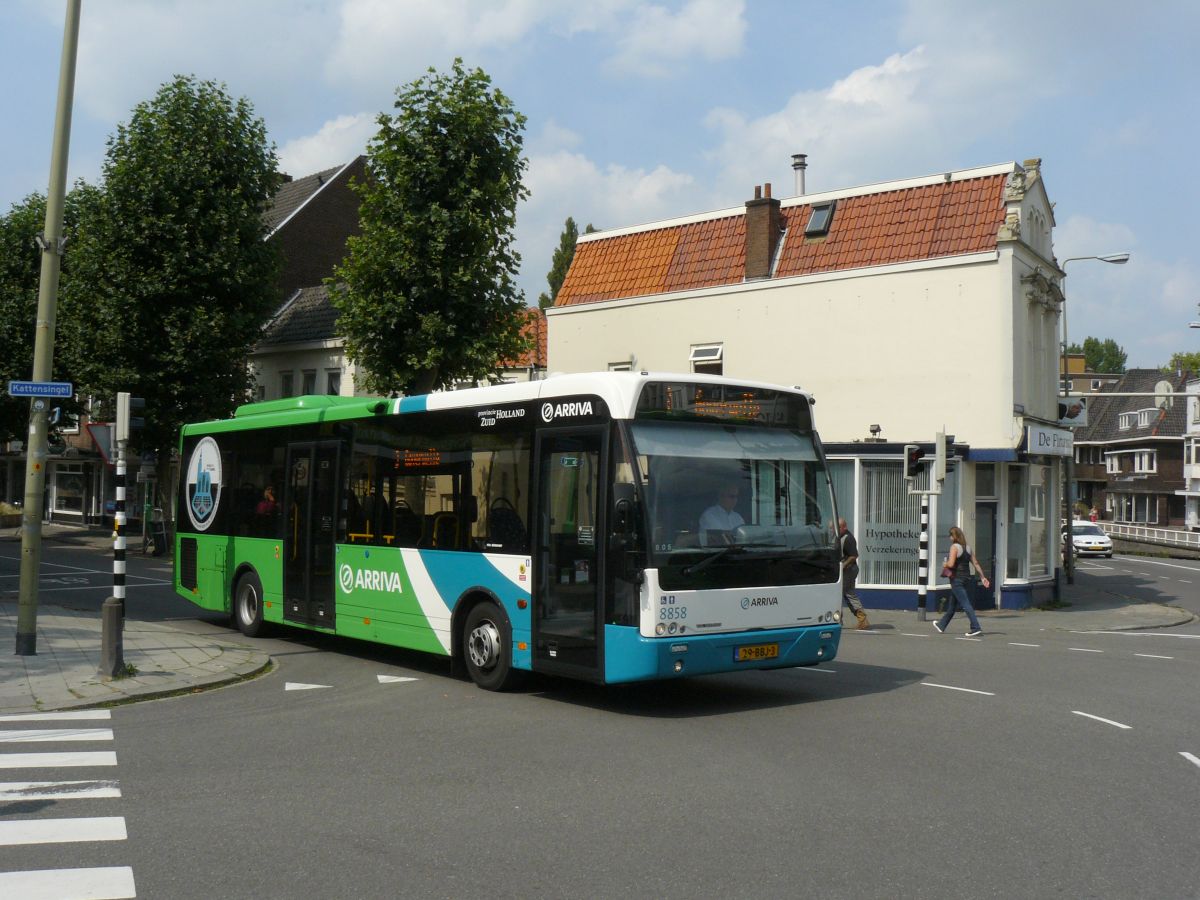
[501, 307, 547, 369]
[555, 171, 1010, 307]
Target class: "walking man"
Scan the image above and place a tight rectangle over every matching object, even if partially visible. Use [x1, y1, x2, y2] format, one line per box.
[837, 518, 871, 630]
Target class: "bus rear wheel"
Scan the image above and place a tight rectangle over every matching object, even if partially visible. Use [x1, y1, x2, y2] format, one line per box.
[233, 571, 266, 637]
[463, 601, 519, 691]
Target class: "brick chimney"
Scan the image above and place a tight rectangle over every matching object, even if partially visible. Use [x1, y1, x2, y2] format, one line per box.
[744, 182, 782, 280]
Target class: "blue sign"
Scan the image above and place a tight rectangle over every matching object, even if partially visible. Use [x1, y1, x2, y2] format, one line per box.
[7, 380, 73, 398]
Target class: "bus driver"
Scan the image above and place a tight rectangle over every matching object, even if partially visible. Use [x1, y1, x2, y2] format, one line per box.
[699, 481, 745, 545]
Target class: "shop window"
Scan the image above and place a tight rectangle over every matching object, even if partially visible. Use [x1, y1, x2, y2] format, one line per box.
[1028, 465, 1048, 577]
[1006, 466, 1027, 579]
[54, 463, 85, 515]
[975, 464, 996, 497]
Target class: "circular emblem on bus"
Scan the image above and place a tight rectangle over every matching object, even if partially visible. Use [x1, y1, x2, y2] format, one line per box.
[740, 597, 750, 609]
[185, 436, 222, 532]
[540, 402, 554, 423]
[339, 564, 354, 593]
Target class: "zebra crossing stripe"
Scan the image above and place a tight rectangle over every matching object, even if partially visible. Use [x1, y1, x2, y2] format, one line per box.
[377, 674, 418, 683]
[0, 728, 114, 743]
[0, 710, 111, 722]
[0, 751, 118, 769]
[0, 866, 136, 899]
[0, 780, 121, 800]
[0, 816, 127, 846]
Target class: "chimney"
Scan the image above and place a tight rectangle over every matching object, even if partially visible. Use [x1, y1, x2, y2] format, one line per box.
[745, 182, 782, 281]
[792, 153, 807, 195]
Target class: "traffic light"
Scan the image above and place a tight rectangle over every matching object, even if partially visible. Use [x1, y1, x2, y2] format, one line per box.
[116, 392, 145, 443]
[903, 444, 925, 479]
[934, 432, 947, 482]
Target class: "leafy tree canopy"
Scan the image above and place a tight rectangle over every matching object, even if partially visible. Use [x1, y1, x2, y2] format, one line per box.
[0, 186, 98, 441]
[1066, 336, 1127, 374]
[1162, 351, 1200, 374]
[332, 60, 530, 396]
[537, 218, 596, 310]
[59, 74, 280, 468]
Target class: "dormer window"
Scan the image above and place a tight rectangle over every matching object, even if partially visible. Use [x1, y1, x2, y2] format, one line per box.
[805, 201, 836, 237]
[1118, 412, 1134, 430]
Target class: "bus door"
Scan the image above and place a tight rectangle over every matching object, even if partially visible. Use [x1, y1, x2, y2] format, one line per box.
[283, 440, 342, 628]
[533, 429, 605, 679]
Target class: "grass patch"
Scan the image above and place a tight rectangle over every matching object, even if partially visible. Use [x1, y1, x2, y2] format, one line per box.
[1036, 599, 1073, 610]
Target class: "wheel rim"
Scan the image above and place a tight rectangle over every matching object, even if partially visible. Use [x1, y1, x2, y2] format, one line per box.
[467, 619, 501, 671]
[238, 583, 259, 625]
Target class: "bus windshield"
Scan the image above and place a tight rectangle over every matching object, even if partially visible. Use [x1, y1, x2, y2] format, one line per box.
[629, 420, 839, 590]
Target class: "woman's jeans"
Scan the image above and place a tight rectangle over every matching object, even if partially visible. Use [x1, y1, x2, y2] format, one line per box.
[937, 576, 982, 632]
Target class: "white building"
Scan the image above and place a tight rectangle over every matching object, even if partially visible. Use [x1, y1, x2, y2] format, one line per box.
[549, 159, 1070, 609]
[1180, 377, 1200, 530]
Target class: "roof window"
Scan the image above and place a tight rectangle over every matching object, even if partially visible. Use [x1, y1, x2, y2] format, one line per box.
[805, 201, 836, 237]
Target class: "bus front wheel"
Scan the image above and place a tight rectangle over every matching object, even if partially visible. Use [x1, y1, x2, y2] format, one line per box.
[233, 571, 266, 638]
[463, 601, 519, 691]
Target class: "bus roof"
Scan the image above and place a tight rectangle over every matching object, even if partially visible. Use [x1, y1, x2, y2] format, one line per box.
[181, 372, 814, 435]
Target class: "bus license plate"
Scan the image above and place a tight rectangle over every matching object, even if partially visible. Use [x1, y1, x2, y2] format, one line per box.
[735, 643, 779, 662]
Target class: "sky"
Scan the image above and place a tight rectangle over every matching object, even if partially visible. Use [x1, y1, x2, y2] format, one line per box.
[1, 0, 1197, 368]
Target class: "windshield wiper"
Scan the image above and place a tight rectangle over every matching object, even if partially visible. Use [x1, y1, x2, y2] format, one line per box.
[681, 545, 737, 575]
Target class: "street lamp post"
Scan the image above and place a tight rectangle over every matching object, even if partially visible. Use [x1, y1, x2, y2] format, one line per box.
[1059, 253, 1130, 585]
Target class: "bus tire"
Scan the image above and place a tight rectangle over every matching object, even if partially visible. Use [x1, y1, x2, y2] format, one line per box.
[233, 571, 266, 638]
[463, 601, 519, 691]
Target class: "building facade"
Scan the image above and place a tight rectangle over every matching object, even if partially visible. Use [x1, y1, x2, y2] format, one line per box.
[549, 159, 1071, 609]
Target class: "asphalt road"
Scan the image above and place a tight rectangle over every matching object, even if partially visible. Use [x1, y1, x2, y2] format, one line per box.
[2, 544, 1198, 899]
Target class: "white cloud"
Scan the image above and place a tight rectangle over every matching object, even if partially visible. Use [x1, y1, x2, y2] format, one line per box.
[516, 148, 694, 301]
[326, 0, 557, 88]
[278, 114, 378, 177]
[606, 0, 746, 77]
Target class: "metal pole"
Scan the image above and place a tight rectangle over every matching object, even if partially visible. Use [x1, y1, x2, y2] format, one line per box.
[15, 0, 82, 656]
[98, 442, 126, 677]
[917, 493, 929, 621]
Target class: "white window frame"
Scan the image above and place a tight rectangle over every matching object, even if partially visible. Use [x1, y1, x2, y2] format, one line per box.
[689, 343, 724, 376]
[607, 361, 633, 372]
[1133, 450, 1156, 474]
[1105, 452, 1120, 474]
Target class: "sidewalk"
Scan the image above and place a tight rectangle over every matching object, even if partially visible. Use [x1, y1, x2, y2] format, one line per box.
[862, 578, 1195, 634]
[2, 523, 270, 714]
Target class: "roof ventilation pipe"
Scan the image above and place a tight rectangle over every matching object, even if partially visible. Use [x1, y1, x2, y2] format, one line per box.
[791, 153, 807, 196]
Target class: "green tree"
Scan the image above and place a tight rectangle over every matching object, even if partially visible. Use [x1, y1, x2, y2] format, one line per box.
[537, 218, 596, 309]
[0, 187, 98, 441]
[1066, 336, 1127, 374]
[59, 75, 280, 487]
[332, 60, 529, 395]
[1162, 351, 1200, 374]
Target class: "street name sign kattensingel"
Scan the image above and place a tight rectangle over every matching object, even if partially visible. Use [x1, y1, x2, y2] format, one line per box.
[7, 380, 74, 398]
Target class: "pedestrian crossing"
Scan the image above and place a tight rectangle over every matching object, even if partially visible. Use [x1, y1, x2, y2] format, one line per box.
[0, 709, 136, 899]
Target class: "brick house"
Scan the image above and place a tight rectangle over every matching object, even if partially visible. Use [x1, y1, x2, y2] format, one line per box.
[1074, 369, 1194, 525]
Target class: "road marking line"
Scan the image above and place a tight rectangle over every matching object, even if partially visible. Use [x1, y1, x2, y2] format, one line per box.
[1112, 557, 1200, 572]
[25, 580, 171, 592]
[284, 682, 331, 691]
[921, 682, 994, 696]
[1068, 648, 1104, 654]
[377, 675, 418, 683]
[0, 866, 136, 899]
[900, 632, 930, 637]
[793, 666, 836, 673]
[1181, 752, 1200, 770]
[1180, 579, 1192, 584]
[0, 752, 117, 769]
[1008, 642, 1040, 647]
[0, 816, 127, 846]
[0, 780, 121, 800]
[1072, 711, 1131, 730]
[0, 729, 113, 743]
[1070, 631, 1200, 639]
[0, 711, 110, 722]
[1135, 653, 1174, 659]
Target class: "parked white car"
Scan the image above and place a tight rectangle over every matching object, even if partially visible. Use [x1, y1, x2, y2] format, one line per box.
[1069, 520, 1114, 558]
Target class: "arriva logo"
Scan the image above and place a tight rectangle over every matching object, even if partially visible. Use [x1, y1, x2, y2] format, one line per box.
[339, 564, 403, 594]
[540, 400, 594, 423]
[741, 596, 779, 608]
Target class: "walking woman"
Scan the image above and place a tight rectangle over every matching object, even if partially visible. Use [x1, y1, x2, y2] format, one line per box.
[934, 525, 991, 637]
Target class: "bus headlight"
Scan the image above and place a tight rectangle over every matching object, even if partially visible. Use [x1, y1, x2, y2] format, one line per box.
[832, 610, 841, 623]
[667, 622, 677, 634]
[655, 623, 666, 635]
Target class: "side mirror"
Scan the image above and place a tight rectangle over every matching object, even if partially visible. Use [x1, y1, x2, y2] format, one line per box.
[611, 482, 636, 534]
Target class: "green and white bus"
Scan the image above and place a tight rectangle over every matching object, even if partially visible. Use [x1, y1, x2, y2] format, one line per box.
[174, 372, 843, 689]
